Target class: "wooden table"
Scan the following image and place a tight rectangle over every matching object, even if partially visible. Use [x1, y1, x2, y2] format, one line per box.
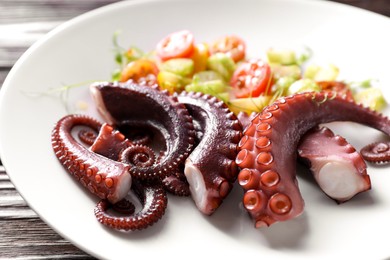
[0, 0, 389, 259]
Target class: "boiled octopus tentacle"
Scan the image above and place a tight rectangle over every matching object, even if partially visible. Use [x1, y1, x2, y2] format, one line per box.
[94, 179, 168, 231]
[236, 91, 390, 227]
[298, 126, 370, 203]
[51, 114, 132, 204]
[237, 112, 371, 203]
[175, 91, 242, 215]
[66, 118, 167, 231]
[90, 81, 196, 180]
[90, 123, 168, 231]
[360, 142, 390, 164]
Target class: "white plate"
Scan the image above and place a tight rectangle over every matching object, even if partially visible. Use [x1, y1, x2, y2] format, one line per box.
[1, 0, 390, 259]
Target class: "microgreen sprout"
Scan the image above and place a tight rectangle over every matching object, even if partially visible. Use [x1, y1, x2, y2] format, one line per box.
[296, 46, 313, 65]
[348, 78, 378, 90]
[112, 30, 127, 68]
[21, 80, 99, 113]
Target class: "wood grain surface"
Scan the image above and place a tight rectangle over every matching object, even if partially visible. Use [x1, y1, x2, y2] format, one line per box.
[0, 0, 389, 259]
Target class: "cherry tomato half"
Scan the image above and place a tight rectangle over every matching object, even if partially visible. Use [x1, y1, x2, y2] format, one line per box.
[210, 35, 246, 63]
[120, 59, 159, 86]
[156, 30, 195, 61]
[230, 59, 272, 98]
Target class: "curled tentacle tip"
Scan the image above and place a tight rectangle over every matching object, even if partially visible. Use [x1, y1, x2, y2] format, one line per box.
[361, 142, 390, 164]
[120, 145, 156, 168]
[78, 129, 98, 145]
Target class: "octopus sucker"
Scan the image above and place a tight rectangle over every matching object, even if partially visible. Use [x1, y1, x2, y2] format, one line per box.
[176, 91, 242, 215]
[298, 126, 371, 203]
[236, 91, 390, 227]
[90, 81, 196, 181]
[51, 114, 132, 204]
[94, 180, 168, 231]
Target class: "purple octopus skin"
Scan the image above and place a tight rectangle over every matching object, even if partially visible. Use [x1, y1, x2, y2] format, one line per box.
[51, 114, 132, 204]
[238, 112, 371, 203]
[236, 91, 390, 228]
[175, 91, 242, 215]
[298, 126, 371, 203]
[90, 81, 196, 181]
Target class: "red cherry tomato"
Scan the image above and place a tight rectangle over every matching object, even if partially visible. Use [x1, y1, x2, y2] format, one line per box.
[230, 59, 272, 98]
[210, 35, 246, 63]
[156, 30, 195, 61]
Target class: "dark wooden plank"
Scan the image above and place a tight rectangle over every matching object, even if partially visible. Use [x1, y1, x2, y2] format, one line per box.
[0, 0, 122, 68]
[0, 0, 121, 23]
[0, 219, 94, 259]
[0, 169, 96, 259]
[0, 70, 9, 86]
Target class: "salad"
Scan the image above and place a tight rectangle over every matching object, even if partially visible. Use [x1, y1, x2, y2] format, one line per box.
[111, 30, 387, 115]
